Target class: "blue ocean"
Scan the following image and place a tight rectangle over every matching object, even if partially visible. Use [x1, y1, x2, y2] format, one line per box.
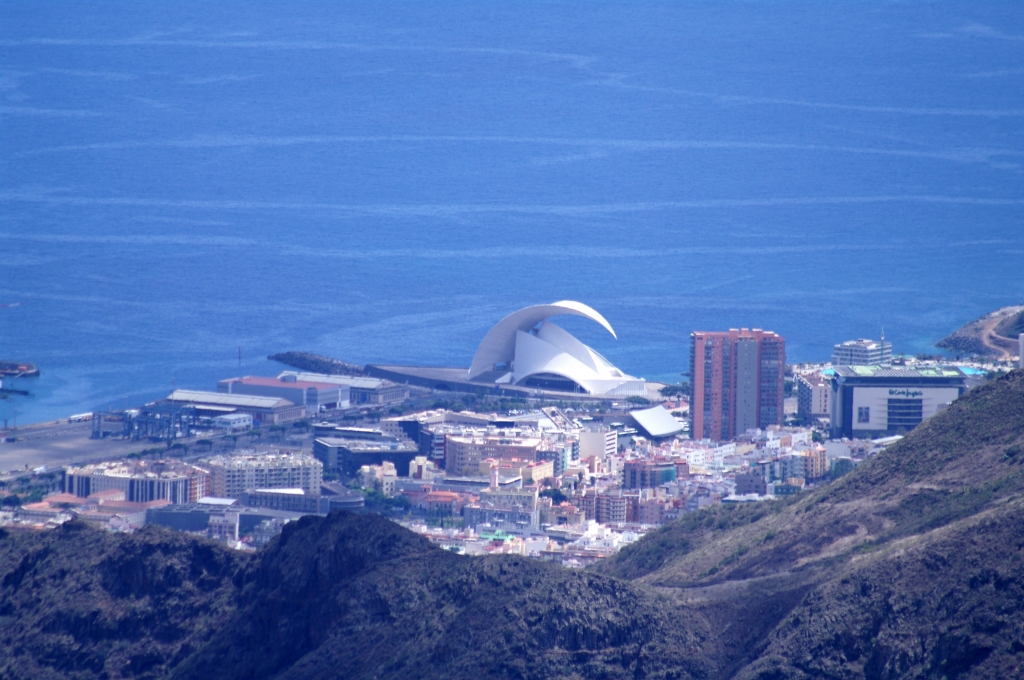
[1, 1, 1022, 425]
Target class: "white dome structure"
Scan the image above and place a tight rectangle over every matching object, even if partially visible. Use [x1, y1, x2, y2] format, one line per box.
[468, 301, 647, 397]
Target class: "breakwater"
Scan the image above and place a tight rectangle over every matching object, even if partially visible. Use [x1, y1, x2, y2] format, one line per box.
[267, 352, 365, 376]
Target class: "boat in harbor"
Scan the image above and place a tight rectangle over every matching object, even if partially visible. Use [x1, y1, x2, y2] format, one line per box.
[0, 361, 40, 378]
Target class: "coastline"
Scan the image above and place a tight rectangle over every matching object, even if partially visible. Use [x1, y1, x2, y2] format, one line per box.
[935, 306, 1024, 359]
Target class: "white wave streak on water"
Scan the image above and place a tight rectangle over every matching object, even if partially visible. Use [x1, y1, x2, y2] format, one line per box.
[0, 231, 260, 247]
[0, 36, 595, 69]
[0, 67, 138, 82]
[13, 134, 1019, 165]
[0, 106, 103, 117]
[597, 81, 1024, 118]
[1, 191, 1022, 215]
[181, 74, 263, 85]
[288, 243, 907, 261]
[3, 34, 1021, 117]
[957, 23, 1024, 42]
[0, 234, 1008, 261]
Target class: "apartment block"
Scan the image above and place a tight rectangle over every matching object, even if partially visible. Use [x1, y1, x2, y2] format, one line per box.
[622, 460, 677, 489]
[201, 451, 322, 498]
[65, 459, 208, 505]
[690, 328, 786, 441]
[797, 372, 831, 422]
[445, 434, 541, 477]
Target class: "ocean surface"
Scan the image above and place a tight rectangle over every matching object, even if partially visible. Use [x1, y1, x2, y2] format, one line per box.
[1, 1, 1023, 426]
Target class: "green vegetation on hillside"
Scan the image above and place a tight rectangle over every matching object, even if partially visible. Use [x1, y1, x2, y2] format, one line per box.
[0, 523, 245, 680]
[995, 309, 1024, 339]
[1, 514, 711, 680]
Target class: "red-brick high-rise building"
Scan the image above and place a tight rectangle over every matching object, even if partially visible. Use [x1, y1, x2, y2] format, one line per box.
[689, 329, 785, 442]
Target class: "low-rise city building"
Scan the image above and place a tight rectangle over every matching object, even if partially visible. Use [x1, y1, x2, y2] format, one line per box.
[218, 375, 350, 415]
[314, 436, 420, 476]
[445, 433, 542, 477]
[64, 459, 209, 504]
[797, 372, 831, 423]
[242, 488, 321, 513]
[277, 371, 409, 405]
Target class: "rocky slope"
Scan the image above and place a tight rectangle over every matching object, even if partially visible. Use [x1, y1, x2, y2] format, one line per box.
[2, 513, 711, 680]
[0, 523, 244, 680]
[172, 512, 711, 680]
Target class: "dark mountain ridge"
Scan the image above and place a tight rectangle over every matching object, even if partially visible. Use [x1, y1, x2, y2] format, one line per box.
[3, 370, 1024, 679]
[2, 512, 711, 680]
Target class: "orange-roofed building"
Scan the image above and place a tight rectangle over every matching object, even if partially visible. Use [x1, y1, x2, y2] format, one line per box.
[425, 491, 468, 515]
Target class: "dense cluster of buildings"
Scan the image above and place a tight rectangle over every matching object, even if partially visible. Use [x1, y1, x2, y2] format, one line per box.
[321, 399, 867, 565]
[2, 447, 365, 545]
[3, 307, 1003, 566]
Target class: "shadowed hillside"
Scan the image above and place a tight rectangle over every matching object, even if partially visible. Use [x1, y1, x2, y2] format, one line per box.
[2, 514, 712, 680]
[171, 512, 711, 680]
[0, 523, 245, 680]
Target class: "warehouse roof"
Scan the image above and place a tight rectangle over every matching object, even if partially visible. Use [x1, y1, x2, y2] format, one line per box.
[222, 375, 343, 390]
[277, 372, 391, 389]
[166, 389, 296, 409]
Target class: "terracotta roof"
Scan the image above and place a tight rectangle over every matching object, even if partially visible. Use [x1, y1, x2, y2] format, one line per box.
[42, 493, 85, 505]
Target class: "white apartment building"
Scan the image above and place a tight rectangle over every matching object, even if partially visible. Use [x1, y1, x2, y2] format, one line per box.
[444, 434, 542, 477]
[831, 338, 892, 366]
[797, 373, 831, 422]
[201, 451, 322, 498]
[579, 429, 617, 460]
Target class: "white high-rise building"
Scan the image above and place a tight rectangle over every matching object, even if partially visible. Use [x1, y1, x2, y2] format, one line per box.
[831, 337, 892, 366]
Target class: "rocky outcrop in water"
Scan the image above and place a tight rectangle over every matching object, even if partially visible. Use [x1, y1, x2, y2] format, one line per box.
[936, 306, 1024, 358]
[267, 351, 365, 376]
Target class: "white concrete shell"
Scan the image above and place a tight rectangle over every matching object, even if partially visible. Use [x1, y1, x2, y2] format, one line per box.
[468, 301, 645, 396]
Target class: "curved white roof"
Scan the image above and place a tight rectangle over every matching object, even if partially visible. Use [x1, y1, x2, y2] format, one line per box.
[469, 301, 616, 380]
[468, 301, 645, 396]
